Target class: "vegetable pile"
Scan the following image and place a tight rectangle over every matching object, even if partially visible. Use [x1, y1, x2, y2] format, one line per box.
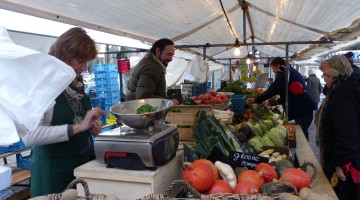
[218, 80, 246, 95]
[192, 90, 230, 105]
[136, 104, 158, 114]
[213, 109, 234, 126]
[192, 110, 243, 158]
[182, 158, 328, 199]
[245, 88, 265, 98]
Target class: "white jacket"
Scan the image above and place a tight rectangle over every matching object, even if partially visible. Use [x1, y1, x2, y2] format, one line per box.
[21, 105, 69, 147]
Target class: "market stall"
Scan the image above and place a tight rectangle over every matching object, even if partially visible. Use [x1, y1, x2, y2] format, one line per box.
[74, 124, 337, 200]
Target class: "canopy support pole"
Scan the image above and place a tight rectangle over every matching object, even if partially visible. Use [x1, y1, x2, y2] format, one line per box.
[285, 44, 289, 118]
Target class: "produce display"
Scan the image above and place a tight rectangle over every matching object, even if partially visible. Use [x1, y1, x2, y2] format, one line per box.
[217, 80, 246, 95]
[192, 90, 230, 105]
[245, 88, 265, 98]
[192, 110, 243, 158]
[173, 85, 332, 199]
[136, 104, 157, 114]
[213, 109, 234, 126]
[181, 158, 330, 199]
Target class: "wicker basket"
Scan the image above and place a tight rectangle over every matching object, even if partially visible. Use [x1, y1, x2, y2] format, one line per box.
[29, 178, 118, 200]
[140, 162, 317, 200]
[139, 180, 298, 200]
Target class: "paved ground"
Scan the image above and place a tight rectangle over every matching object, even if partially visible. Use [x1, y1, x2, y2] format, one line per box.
[308, 116, 320, 162]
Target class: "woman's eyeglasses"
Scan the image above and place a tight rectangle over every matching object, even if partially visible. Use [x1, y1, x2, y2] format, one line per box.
[321, 73, 335, 79]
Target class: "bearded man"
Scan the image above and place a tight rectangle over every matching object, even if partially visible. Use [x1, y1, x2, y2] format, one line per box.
[126, 38, 175, 100]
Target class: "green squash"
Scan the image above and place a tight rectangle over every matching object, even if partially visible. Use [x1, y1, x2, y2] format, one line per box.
[260, 182, 280, 194]
[275, 159, 294, 177]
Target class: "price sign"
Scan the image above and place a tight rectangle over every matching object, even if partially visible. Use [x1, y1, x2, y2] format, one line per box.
[229, 151, 269, 169]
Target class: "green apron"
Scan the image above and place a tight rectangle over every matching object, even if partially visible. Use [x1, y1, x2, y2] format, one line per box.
[30, 93, 92, 197]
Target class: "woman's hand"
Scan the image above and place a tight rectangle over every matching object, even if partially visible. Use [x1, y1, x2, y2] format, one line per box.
[90, 120, 102, 136]
[73, 107, 107, 135]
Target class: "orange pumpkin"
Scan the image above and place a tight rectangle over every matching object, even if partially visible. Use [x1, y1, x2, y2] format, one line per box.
[237, 170, 265, 190]
[233, 181, 259, 195]
[193, 159, 219, 180]
[280, 168, 311, 190]
[254, 163, 278, 183]
[182, 162, 215, 192]
[207, 180, 233, 194]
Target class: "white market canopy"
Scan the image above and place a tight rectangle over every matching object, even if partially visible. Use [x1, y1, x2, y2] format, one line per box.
[1, 0, 360, 65]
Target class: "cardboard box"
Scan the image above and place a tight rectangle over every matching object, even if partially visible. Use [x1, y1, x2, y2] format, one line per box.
[285, 124, 296, 148]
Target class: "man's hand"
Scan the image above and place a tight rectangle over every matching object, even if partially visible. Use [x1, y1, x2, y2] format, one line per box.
[171, 99, 180, 105]
[247, 98, 256, 104]
[336, 166, 347, 182]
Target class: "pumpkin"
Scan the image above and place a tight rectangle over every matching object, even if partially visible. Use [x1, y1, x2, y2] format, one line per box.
[280, 168, 311, 190]
[182, 162, 215, 192]
[193, 159, 219, 180]
[233, 181, 259, 195]
[237, 170, 265, 190]
[275, 159, 294, 177]
[255, 163, 278, 183]
[207, 180, 233, 194]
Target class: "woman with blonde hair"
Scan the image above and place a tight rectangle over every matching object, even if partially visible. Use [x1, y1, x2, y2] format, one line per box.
[318, 55, 360, 200]
[24, 27, 106, 197]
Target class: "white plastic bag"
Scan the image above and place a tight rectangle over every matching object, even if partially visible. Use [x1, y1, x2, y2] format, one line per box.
[0, 26, 75, 145]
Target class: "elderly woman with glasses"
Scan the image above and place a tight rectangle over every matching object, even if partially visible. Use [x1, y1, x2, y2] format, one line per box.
[317, 55, 360, 200]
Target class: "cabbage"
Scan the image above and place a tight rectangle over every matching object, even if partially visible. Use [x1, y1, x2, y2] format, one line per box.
[248, 136, 263, 152]
[251, 124, 263, 137]
[276, 125, 287, 138]
[247, 119, 256, 126]
[258, 122, 267, 135]
[267, 127, 286, 146]
[244, 121, 254, 129]
[261, 134, 275, 146]
[261, 120, 274, 132]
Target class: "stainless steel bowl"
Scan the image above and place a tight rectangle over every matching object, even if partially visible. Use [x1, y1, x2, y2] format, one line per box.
[110, 98, 174, 129]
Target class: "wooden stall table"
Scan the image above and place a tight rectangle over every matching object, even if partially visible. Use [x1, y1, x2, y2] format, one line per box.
[294, 125, 338, 200]
[74, 151, 184, 200]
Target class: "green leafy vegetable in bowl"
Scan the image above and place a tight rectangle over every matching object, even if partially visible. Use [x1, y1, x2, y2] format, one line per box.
[136, 104, 158, 114]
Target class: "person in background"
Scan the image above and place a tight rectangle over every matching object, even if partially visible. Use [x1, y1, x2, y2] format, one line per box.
[317, 55, 360, 200]
[23, 27, 106, 197]
[221, 62, 241, 88]
[344, 51, 360, 75]
[126, 38, 178, 104]
[247, 57, 317, 140]
[306, 68, 322, 104]
[222, 64, 241, 82]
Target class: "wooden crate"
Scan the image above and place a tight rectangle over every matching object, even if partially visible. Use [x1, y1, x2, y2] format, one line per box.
[165, 105, 213, 142]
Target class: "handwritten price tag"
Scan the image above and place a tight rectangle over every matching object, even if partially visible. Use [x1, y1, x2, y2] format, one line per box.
[229, 151, 269, 169]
